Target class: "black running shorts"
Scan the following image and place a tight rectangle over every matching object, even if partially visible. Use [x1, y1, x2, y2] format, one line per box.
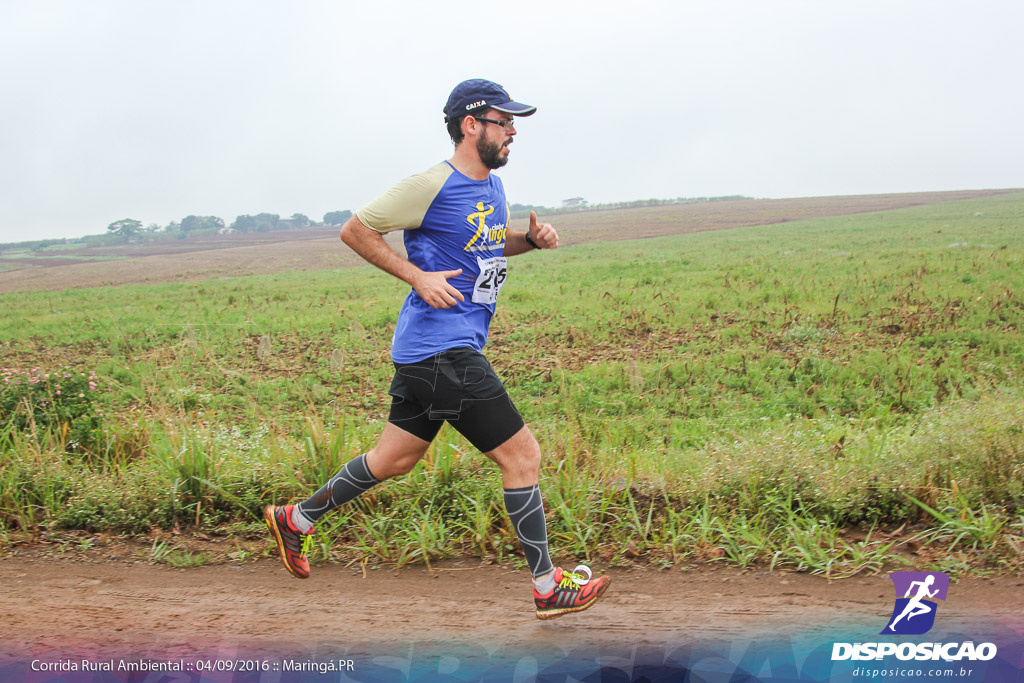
[387, 347, 525, 453]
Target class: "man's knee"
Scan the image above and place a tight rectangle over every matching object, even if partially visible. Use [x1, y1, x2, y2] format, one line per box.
[367, 447, 423, 479]
[492, 427, 541, 471]
[519, 433, 542, 470]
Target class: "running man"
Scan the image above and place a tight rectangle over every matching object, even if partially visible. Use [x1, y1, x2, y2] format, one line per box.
[887, 574, 939, 632]
[264, 79, 610, 619]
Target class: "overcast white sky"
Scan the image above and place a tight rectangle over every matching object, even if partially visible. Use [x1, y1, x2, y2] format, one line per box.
[1, 1, 1022, 243]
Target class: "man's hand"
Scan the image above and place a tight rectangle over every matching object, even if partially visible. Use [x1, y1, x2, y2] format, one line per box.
[413, 268, 465, 309]
[528, 211, 559, 249]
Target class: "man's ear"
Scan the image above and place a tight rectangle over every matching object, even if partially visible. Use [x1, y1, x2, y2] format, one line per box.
[462, 113, 482, 139]
[462, 111, 485, 139]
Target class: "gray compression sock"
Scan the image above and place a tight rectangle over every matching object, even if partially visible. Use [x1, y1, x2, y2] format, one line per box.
[296, 453, 381, 525]
[503, 484, 555, 579]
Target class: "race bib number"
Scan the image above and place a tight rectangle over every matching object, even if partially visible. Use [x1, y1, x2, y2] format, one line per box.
[472, 256, 508, 304]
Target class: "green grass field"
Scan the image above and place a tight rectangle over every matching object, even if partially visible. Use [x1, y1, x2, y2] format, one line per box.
[1, 192, 1022, 576]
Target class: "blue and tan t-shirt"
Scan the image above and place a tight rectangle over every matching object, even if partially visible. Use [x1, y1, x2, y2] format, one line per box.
[357, 161, 511, 363]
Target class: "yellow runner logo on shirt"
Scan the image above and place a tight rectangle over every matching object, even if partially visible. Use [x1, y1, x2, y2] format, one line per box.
[465, 202, 506, 251]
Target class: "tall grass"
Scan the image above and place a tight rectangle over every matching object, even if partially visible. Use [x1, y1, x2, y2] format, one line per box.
[1, 192, 1023, 573]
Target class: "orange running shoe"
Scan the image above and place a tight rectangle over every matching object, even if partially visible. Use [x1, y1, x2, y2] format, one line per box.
[534, 566, 610, 620]
[264, 504, 312, 579]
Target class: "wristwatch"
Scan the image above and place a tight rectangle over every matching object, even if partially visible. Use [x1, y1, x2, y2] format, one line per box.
[524, 230, 540, 250]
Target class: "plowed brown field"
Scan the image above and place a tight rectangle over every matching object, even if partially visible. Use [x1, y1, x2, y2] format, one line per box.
[0, 189, 1016, 294]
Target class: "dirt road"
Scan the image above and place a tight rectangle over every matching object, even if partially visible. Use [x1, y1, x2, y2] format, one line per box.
[1, 557, 1022, 673]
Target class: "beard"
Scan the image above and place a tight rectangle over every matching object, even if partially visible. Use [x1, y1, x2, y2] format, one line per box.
[476, 135, 509, 170]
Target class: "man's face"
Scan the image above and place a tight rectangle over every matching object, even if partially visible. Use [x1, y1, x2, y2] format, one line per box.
[474, 111, 516, 170]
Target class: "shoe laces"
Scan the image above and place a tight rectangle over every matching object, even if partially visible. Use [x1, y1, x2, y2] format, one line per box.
[300, 534, 314, 556]
[558, 564, 592, 590]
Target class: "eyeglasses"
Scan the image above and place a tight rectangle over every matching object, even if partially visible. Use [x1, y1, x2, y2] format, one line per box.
[474, 116, 516, 129]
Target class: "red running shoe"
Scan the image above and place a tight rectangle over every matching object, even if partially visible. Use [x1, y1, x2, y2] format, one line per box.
[534, 566, 610, 620]
[264, 504, 312, 579]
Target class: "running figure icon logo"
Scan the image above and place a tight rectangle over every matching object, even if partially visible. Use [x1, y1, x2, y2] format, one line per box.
[882, 571, 949, 635]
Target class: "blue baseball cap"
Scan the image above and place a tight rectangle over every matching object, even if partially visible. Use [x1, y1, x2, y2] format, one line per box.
[443, 79, 537, 122]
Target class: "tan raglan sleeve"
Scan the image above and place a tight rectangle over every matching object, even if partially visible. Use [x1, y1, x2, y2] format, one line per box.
[356, 162, 454, 234]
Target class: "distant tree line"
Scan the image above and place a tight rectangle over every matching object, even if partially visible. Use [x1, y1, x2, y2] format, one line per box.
[103, 197, 754, 243]
[98, 210, 354, 243]
[182, 215, 225, 232]
[106, 218, 144, 240]
[323, 210, 352, 225]
[509, 195, 753, 219]
[14, 195, 754, 249]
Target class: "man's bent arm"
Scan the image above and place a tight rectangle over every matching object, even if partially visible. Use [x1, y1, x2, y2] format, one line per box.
[339, 215, 464, 309]
[340, 215, 423, 285]
[503, 229, 532, 257]
[504, 211, 559, 257]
